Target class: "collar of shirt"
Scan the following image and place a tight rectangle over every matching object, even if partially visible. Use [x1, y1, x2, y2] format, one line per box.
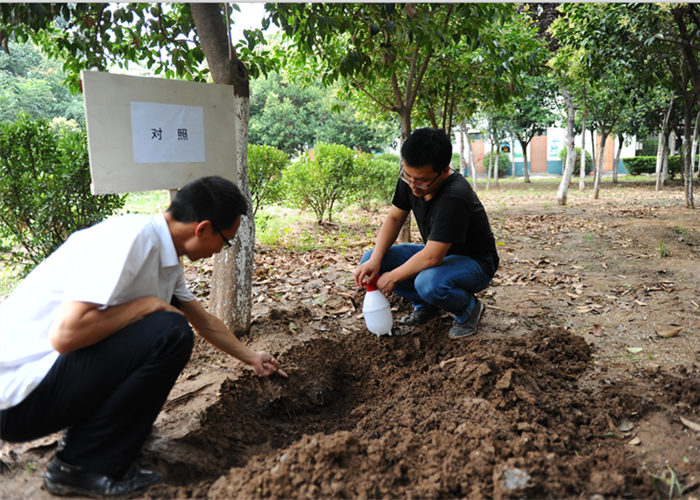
[153, 214, 180, 267]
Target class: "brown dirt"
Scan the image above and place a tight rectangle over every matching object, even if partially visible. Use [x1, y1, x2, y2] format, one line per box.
[2, 179, 699, 499]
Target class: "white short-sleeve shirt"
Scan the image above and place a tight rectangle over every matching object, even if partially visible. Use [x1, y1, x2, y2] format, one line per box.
[0, 214, 195, 410]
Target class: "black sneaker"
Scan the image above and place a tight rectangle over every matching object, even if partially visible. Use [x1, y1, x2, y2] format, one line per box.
[449, 298, 484, 339]
[400, 305, 439, 325]
[44, 455, 161, 498]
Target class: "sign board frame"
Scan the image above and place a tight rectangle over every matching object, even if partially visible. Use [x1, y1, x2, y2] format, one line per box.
[81, 70, 237, 194]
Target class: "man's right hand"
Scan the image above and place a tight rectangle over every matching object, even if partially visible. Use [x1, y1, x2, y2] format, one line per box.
[354, 259, 381, 288]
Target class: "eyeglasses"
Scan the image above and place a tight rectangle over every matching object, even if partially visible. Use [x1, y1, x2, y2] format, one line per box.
[399, 166, 441, 190]
[211, 222, 233, 248]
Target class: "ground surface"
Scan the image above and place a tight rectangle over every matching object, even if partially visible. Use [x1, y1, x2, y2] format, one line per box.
[2, 179, 699, 499]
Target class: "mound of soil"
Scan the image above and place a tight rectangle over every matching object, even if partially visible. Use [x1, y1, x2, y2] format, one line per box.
[2, 180, 699, 499]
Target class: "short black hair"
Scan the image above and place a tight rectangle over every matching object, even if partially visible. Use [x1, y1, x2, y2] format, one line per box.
[401, 128, 452, 174]
[166, 176, 248, 230]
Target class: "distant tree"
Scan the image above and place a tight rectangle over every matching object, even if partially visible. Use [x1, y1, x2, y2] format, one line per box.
[249, 73, 396, 156]
[507, 75, 559, 183]
[0, 41, 84, 123]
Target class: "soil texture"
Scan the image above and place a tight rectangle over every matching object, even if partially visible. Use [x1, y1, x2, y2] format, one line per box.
[1, 179, 699, 499]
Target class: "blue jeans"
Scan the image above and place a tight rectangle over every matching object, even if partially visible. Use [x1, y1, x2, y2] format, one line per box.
[361, 244, 492, 323]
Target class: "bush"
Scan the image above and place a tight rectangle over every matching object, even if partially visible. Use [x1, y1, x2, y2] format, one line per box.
[247, 144, 289, 215]
[623, 155, 682, 178]
[558, 147, 594, 175]
[282, 142, 359, 222]
[0, 114, 126, 274]
[482, 151, 510, 178]
[351, 154, 398, 211]
[451, 152, 463, 170]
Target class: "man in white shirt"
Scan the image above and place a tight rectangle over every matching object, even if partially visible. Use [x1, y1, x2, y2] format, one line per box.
[0, 175, 287, 498]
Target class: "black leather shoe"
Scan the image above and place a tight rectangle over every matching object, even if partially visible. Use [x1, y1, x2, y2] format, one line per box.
[45, 455, 161, 498]
[400, 305, 439, 325]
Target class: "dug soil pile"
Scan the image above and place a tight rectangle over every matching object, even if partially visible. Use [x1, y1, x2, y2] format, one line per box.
[1, 180, 699, 499]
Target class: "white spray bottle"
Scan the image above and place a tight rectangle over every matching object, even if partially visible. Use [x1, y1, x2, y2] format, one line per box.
[362, 276, 393, 337]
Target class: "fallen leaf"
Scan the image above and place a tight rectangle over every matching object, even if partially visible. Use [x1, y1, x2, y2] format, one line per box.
[628, 436, 641, 446]
[634, 300, 648, 307]
[656, 326, 682, 338]
[680, 416, 700, 432]
[289, 322, 297, 331]
[590, 324, 604, 337]
[626, 347, 643, 354]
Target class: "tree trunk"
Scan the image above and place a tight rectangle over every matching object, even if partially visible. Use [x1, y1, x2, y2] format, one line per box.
[459, 121, 466, 177]
[557, 86, 576, 205]
[398, 112, 412, 242]
[593, 129, 608, 199]
[590, 128, 597, 178]
[466, 130, 477, 192]
[656, 95, 674, 191]
[692, 107, 700, 179]
[612, 134, 623, 184]
[494, 148, 500, 186]
[682, 101, 695, 208]
[579, 111, 587, 190]
[191, 3, 254, 333]
[520, 138, 531, 184]
[663, 130, 672, 186]
[486, 143, 494, 190]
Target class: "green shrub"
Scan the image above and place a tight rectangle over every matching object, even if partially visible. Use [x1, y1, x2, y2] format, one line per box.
[282, 142, 359, 222]
[0, 114, 125, 275]
[483, 151, 511, 178]
[451, 152, 462, 170]
[622, 155, 682, 178]
[247, 144, 289, 215]
[558, 147, 594, 175]
[351, 154, 398, 211]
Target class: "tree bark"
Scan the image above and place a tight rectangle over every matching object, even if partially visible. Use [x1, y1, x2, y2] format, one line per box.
[612, 134, 623, 184]
[590, 128, 597, 178]
[557, 86, 576, 205]
[692, 107, 700, 179]
[190, 3, 254, 333]
[664, 130, 673, 186]
[466, 129, 477, 192]
[494, 148, 500, 186]
[519, 138, 531, 184]
[486, 143, 494, 190]
[682, 100, 695, 208]
[656, 95, 674, 191]
[579, 111, 587, 190]
[459, 121, 466, 177]
[593, 129, 608, 200]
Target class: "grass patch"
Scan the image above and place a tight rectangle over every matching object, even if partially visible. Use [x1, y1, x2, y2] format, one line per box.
[120, 190, 170, 216]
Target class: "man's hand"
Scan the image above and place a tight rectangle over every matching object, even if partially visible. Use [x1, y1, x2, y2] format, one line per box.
[250, 351, 288, 378]
[354, 259, 381, 288]
[376, 273, 398, 296]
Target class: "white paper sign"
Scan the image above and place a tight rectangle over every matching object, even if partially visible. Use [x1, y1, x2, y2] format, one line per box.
[131, 102, 205, 163]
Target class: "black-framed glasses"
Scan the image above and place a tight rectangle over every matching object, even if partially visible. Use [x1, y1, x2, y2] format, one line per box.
[211, 222, 233, 248]
[399, 166, 441, 190]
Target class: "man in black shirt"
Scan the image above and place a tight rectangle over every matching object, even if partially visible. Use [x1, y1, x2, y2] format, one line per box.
[354, 128, 499, 338]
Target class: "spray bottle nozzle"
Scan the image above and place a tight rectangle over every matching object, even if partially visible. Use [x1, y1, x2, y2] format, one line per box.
[362, 275, 380, 292]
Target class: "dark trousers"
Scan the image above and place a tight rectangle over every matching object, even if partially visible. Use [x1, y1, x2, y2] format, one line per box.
[0, 312, 193, 478]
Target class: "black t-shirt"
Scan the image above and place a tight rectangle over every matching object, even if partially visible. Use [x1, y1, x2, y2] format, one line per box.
[392, 171, 500, 277]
